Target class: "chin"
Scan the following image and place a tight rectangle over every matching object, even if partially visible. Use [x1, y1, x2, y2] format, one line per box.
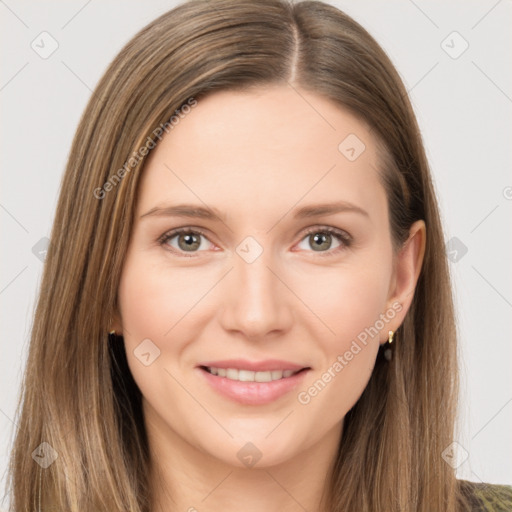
[203, 430, 304, 470]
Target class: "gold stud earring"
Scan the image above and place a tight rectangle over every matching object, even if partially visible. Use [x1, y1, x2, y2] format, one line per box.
[109, 318, 115, 335]
[384, 330, 394, 361]
[109, 317, 119, 336]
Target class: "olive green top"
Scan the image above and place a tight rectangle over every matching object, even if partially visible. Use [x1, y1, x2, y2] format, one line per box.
[459, 480, 512, 511]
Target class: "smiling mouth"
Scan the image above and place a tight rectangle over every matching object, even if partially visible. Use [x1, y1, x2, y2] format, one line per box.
[200, 366, 309, 383]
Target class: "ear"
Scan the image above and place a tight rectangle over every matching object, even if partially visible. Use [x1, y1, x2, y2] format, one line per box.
[382, 219, 426, 343]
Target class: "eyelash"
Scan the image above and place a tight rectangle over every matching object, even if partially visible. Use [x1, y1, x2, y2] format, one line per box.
[157, 226, 352, 257]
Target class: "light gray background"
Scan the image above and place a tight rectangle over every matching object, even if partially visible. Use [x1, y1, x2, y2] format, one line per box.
[1, 0, 511, 506]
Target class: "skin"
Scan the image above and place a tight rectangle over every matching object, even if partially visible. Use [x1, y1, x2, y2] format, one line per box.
[112, 85, 426, 512]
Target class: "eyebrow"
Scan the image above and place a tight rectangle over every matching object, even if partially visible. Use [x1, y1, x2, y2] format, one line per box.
[139, 201, 369, 221]
[293, 201, 369, 219]
[139, 204, 225, 221]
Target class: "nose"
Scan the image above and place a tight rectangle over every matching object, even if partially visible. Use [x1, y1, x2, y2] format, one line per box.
[218, 246, 294, 340]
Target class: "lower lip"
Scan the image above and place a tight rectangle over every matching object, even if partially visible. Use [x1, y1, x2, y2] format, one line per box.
[197, 367, 310, 405]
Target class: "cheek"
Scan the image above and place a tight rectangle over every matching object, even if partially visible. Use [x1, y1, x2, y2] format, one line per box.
[293, 260, 390, 419]
[116, 252, 212, 425]
[293, 260, 391, 346]
[117, 251, 216, 341]
[116, 250, 222, 403]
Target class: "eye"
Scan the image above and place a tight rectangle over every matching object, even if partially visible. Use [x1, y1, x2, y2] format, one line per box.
[158, 226, 351, 256]
[295, 227, 351, 253]
[159, 228, 215, 254]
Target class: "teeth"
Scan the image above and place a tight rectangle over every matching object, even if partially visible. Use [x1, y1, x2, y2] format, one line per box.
[238, 370, 255, 381]
[205, 366, 300, 382]
[226, 368, 238, 380]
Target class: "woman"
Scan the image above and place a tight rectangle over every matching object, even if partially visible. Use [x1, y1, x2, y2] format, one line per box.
[6, 0, 512, 510]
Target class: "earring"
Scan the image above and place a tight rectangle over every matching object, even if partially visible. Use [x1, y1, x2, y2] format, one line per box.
[384, 330, 394, 362]
[108, 317, 121, 337]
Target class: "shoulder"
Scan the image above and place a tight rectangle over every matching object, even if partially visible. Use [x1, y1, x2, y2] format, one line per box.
[458, 479, 512, 511]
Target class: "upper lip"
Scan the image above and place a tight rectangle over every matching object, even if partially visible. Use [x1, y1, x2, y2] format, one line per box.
[197, 359, 310, 372]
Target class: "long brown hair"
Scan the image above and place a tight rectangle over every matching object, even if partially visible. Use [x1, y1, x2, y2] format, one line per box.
[6, 1, 471, 510]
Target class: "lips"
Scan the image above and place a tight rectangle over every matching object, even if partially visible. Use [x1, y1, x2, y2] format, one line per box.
[196, 359, 311, 405]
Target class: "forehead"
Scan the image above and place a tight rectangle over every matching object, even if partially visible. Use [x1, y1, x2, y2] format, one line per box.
[136, 85, 385, 219]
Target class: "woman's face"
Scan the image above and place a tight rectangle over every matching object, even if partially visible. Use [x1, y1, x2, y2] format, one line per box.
[115, 85, 424, 468]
